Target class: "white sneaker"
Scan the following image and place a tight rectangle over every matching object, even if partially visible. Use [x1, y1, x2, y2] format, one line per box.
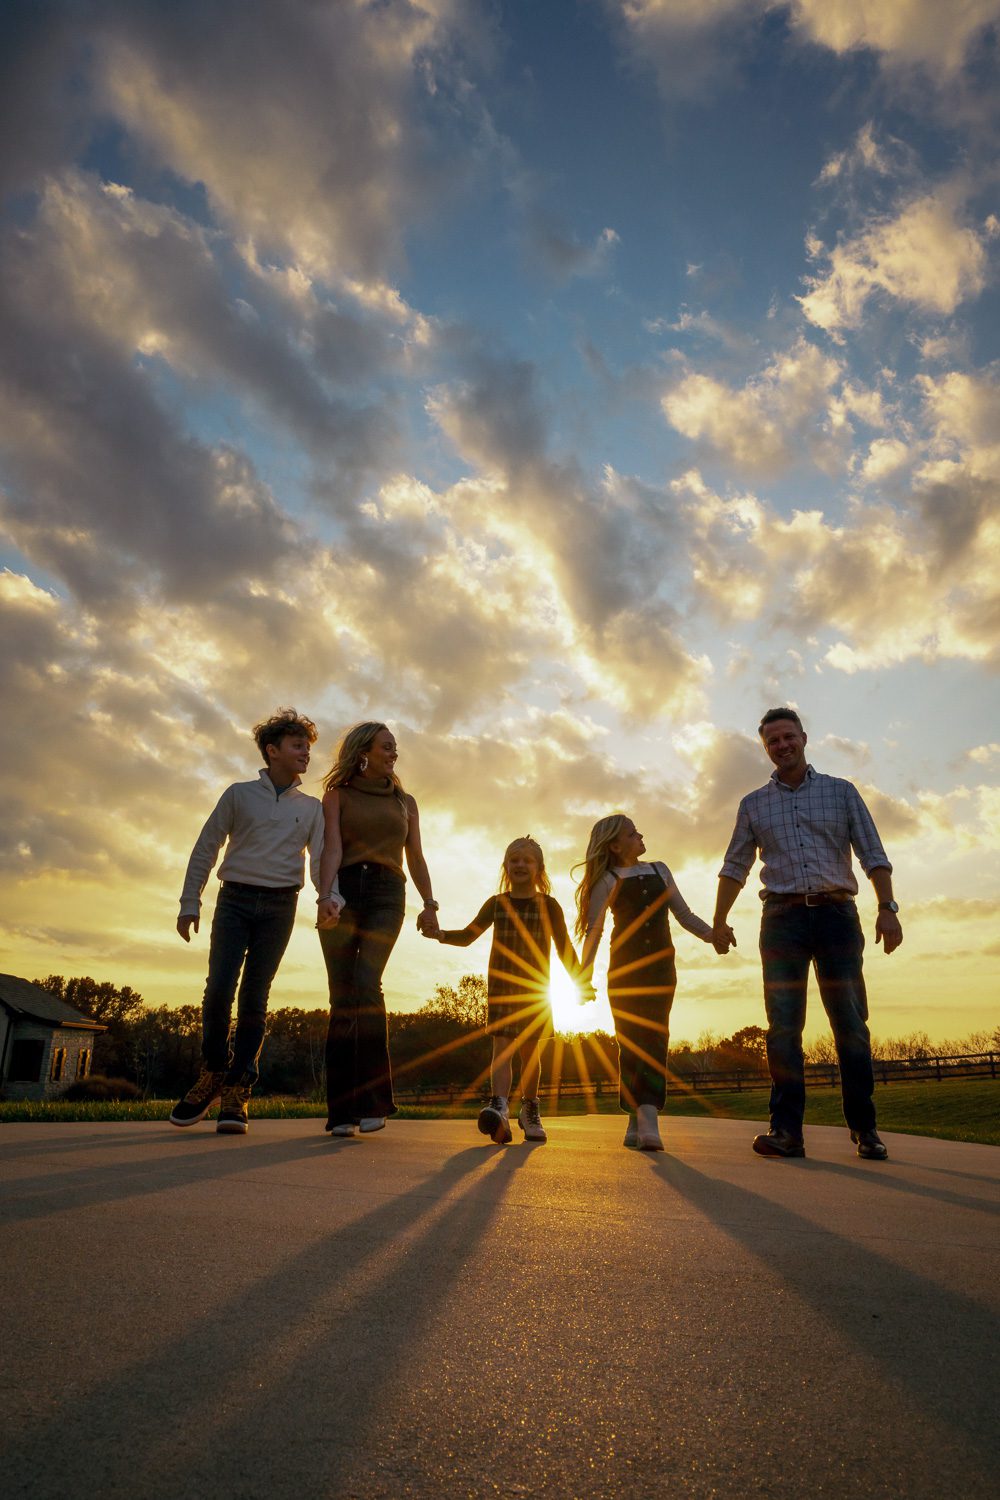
[518, 1098, 547, 1142]
[623, 1115, 639, 1148]
[328, 1123, 356, 1137]
[359, 1117, 386, 1133]
[637, 1103, 664, 1151]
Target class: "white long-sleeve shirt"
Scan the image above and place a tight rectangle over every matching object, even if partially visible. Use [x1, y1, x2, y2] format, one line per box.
[586, 861, 713, 944]
[178, 769, 325, 917]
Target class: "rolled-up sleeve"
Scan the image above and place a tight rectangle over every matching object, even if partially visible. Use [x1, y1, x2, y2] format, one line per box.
[847, 786, 892, 876]
[719, 798, 757, 886]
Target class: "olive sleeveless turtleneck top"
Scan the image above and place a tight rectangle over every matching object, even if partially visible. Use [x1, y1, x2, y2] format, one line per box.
[338, 776, 409, 877]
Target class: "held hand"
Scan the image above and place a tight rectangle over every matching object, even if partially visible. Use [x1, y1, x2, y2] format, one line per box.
[316, 899, 340, 930]
[712, 922, 736, 955]
[875, 911, 903, 955]
[416, 907, 440, 937]
[176, 914, 199, 943]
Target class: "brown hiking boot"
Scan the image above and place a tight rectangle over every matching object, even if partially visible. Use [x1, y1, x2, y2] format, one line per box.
[169, 1069, 225, 1127]
[217, 1084, 251, 1135]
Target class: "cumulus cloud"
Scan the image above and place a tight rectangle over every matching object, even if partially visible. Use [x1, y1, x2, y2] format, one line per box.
[669, 455, 1000, 669]
[661, 338, 849, 476]
[788, 0, 1000, 81]
[615, 0, 1000, 95]
[919, 368, 1000, 477]
[0, 174, 404, 517]
[858, 437, 911, 482]
[0, 213, 304, 613]
[0, 571, 233, 880]
[427, 349, 707, 718]
[799, 189, 990, 335]
[90, 0, 488, 282]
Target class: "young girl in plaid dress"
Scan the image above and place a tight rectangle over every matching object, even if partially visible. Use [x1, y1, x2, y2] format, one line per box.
[431, 837, 588, 1144]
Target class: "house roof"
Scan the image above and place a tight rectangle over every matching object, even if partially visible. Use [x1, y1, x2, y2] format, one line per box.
[0, 974, 106, 1031]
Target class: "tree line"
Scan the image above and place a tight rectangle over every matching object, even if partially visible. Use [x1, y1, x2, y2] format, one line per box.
[32, 974, 998, 1101]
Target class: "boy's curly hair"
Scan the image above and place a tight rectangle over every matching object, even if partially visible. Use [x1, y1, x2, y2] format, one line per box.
[252, 707, 318, 764]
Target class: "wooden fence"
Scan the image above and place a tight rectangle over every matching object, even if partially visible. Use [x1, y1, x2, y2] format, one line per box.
[393, 1050, 999, 1106]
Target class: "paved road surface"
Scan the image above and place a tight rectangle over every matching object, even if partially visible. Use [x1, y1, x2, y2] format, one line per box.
[1, 1115, 998, 1499]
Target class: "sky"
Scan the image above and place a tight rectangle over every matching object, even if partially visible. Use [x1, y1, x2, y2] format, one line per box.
[1, 0, 998, 1047]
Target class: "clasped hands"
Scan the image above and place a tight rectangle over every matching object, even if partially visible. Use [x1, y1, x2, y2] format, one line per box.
[711, 921, 737, 956]
[416, 906, 440, 938]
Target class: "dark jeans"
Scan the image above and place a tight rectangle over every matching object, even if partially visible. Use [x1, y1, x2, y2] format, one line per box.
[760, 900, 876, 1136]
[201, 882, 298, 1087]
[320, 862, 405, 1124]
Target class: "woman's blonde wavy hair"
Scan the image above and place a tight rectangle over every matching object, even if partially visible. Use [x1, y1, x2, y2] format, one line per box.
[322, 721, 406, 800]
[498, 836, 551, 896]
[573, 813, 631, 939]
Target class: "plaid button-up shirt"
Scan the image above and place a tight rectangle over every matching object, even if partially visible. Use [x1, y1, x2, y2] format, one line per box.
[719, 765, 892, 897]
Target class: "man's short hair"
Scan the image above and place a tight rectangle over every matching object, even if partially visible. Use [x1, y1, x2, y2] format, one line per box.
[252, 707, 318, 763]
[758, 706, 804, 738]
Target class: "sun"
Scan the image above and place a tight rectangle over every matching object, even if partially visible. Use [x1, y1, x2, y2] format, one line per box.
[548, 964, 613, 1036]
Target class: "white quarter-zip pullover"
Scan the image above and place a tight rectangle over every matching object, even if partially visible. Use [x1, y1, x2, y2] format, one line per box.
[179, 768, 324, 917]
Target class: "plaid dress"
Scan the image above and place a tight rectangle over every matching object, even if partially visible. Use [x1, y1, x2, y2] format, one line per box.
[438, 894, 580, 1040]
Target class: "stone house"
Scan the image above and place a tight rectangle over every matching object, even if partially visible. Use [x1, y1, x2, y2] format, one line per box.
[0, 974, 106, 1100]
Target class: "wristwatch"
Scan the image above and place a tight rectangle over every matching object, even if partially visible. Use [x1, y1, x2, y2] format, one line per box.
[878, 900, 899, 913]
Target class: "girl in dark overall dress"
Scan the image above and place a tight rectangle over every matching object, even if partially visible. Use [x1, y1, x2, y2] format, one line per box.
[577, 814, 713, 1150]
[430, 837, 588, 1145]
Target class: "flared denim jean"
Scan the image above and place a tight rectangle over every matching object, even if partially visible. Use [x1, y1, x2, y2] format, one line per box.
[320, 862, 405, 1125]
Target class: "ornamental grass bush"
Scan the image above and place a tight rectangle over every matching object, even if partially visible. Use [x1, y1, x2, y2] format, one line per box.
[62, 1074, 141, 1102]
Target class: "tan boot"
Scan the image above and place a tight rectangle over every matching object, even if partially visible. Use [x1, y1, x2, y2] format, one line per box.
[216, 1083, 251, 1135]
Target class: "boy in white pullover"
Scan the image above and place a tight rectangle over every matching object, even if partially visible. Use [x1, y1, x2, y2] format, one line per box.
[170, 708, 325, 1134]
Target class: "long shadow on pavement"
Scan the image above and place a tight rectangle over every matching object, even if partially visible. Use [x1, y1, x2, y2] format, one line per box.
[804, 1155, 1000, 1217]
[0, 1127, 334, 1223]
[648, 1154, 999, 1476]
[0, 1126, 213, 1159]
[2, 1140, 535, 1500]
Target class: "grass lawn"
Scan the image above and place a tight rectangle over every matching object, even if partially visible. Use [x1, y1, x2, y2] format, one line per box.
[2, 1079, 997, 1145]
[659, 1079, 1000, 1147]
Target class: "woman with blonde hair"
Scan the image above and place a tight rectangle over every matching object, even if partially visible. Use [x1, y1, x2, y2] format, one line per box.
[316, 722, 439, 1136]
[576, 814, 716, 1150]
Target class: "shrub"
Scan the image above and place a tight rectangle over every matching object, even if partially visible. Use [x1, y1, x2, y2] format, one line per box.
[62, 1075, 142, 1102]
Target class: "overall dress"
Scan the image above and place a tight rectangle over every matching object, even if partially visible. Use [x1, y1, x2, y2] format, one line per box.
[608, 869, 677, 1111]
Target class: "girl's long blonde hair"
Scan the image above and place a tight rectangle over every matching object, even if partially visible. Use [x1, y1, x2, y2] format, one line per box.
[498, 836, 551, 896]
[322, 721, 406, 799]
[573, 813, 630, 938]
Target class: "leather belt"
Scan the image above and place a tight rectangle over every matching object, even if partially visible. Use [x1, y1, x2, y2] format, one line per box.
[223, 881, 299, 894]
[762, 890, 855, 906]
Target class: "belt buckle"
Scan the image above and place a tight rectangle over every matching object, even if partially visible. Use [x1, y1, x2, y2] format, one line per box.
[804, 892, 820, 907]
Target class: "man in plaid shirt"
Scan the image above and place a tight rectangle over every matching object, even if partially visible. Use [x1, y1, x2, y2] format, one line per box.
[712, 708, 903, 1161]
